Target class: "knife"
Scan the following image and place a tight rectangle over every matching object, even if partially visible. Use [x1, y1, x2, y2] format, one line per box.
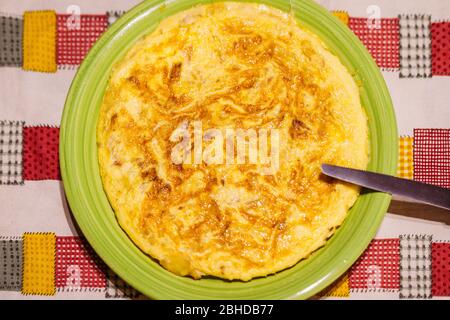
[321, 164, 450, 210]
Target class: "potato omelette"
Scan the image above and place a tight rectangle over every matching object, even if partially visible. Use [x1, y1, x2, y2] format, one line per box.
[97, 2, 369, 281]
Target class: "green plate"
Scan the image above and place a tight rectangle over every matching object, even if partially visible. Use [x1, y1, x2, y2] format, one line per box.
[60, 0, 397, 299]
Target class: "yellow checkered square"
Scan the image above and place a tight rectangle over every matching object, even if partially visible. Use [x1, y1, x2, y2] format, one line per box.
[319, 274, 350, 298]
[397, 136, 413, 179]
[332, 11, 349, 26]
[22, 232, 56, 295]
[23, 11, 56, 73]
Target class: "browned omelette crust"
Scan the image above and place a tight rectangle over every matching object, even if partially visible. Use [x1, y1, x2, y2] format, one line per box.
[97, 3, 368, 280]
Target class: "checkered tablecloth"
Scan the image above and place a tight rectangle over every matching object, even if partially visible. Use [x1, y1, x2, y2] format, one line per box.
[0, 0, 449, 300]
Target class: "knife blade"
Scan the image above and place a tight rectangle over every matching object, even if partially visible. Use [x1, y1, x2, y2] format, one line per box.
[321, 164, 450, 210]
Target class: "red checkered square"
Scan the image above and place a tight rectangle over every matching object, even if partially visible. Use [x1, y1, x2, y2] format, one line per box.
[431, 22, 450, 76]
[56, 236, 106, 289]
[432, 243, 450, 296]
[349, 17, 400, 69]
[23, 126, 60, 180]
[56, 14, 107, 66]
[349, 239, 400, 290]
[413, 129, 450, 188]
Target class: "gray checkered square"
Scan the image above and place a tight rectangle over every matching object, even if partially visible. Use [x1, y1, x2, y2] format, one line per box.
[105, 268, 143, 299]
[0, 15, 23, 67]
[0, 238, 22, 291]
[399, 14, 432, 78]
[0, 120, 24, 185]
[106, 11, 125, 27]
[399, 234, 432, 299]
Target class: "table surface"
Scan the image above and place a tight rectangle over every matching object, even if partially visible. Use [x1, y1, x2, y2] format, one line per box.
[0, 0, 449, 300]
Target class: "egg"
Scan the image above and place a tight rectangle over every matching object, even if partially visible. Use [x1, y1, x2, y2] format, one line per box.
[97, 2, 369, 281]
